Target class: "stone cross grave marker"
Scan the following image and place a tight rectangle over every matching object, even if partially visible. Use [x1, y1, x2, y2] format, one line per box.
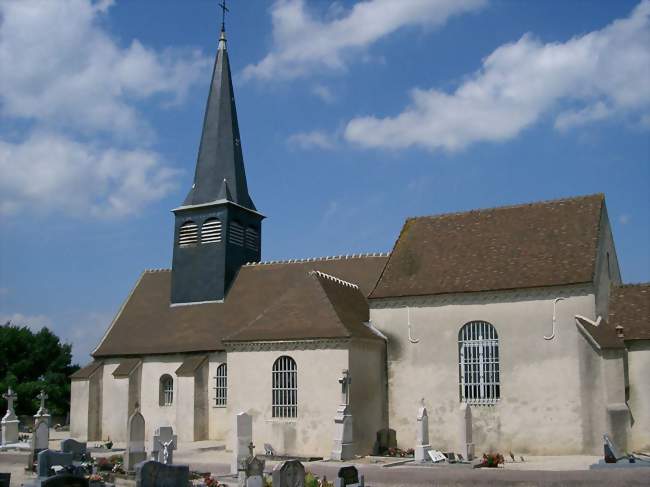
[334, 465, 364, 487]
[151, 426, 176, 465]
[331, 369, 354, 461]
[271, 459, 305, 487]
[126, 404, 147, 471]
[415, 398, 431, 463]
[458, 403, 474, 460]
[1, 388, 19, 445]
[34, 390, 51, 426]
[135, 460, 189, 487]
[60, 438, 87, 462]
[232, 412, 252, 474]
[36, 449, 73, 478]
[244, 454, 265, 487]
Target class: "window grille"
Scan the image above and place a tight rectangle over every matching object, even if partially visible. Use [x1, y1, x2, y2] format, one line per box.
[214, 363, 227, 406]
[229, 221, 245, 246]
[159, 375, 174, 406]
[178, 221, 198, 246]
[245, 227, 259, 251]
[201, 218, 222, 244]
[272, 356, 297, 418]
[458, 321, 500, 405]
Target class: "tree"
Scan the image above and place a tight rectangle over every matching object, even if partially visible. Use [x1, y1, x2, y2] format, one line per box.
[0, 321, 79, 417]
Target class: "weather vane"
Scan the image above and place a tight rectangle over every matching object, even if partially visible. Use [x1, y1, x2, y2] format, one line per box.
[219, 0, 229, 31]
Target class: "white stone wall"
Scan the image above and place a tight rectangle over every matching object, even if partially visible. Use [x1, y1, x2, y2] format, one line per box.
[70, 380, 89, 440]
[627, 341, 650, 451]
[100, 359, 129, 442]
[226, 344, 349, 458]
[371, 285, 599, 454]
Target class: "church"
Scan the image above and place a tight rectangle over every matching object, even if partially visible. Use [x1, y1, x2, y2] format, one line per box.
[70, 22, 650, 458]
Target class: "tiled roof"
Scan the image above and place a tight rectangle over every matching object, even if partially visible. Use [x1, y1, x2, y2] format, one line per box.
[608, 283, 650, 341]
[371, 194, 604, 299]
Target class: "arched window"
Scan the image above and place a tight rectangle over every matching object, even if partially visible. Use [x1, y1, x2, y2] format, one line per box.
[272, 356, 297, 418]
[459, 321, 500, 405]
[215, 363, 227, 406]
[245, 227, 260, 251]
[178, 221, 198, 246]
[201, 218, 222, 244]
[159, 374, 174, 406]
[229, 221, 245, 246]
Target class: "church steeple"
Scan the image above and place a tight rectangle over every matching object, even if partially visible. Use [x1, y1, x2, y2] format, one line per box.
[171, 15, 264, 305]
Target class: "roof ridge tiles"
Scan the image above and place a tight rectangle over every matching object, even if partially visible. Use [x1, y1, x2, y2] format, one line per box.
[309, 270, 359, 289]
[404, 193, 604, 222]
[244, 252, 389, 266]
[144, 268, 171, 273]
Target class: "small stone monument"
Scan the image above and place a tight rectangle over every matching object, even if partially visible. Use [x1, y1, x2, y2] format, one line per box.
[33, 419, 50, 450]
[244, 450, 265, 487]
[60, 438, 87, 461]
[232, 412, 253, 475]
[135, 460, 189, 487]
[34, 390, 51, 427]
[331, 369, 354, 461]
[36, 449, 73, 478]
[151, 426, 176, 465]
[271, 459, 305, 487]
[126, 404, 147, 471]
[458, 403, 474, 460]
[1, 388, 19, 445]
[334, 465, 364, 487]
[415, 399, 431, 463]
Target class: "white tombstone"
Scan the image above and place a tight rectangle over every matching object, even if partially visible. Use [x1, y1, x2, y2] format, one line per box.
[151, 426, 177, 465]
[32, 419, 49, 450]
[125, 405, 147, 471]
[33, 390, 51, 426]
[458, 403, 474, 460]
[1, 388, 20, 445]
[232, 412, 253, 475]
[331, 369, 354, 461]
[415, 399, 431, 463]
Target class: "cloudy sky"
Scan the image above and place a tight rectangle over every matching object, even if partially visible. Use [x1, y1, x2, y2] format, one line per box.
[1, 0, 648, 363]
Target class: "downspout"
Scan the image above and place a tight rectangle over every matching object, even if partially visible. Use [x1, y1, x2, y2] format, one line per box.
[407, 307, 420, 343]
[544, 297, 565, 340]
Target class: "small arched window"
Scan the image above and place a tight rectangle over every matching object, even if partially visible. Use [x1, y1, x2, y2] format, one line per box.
[178, 221, 198, 246]
[159, 374, 174, 406]
[215, 363, 227, 406]
[272, 356, 297, 418]
[245, 227, 260, 251]
[459, 321, 500, 405]
[229, 221, 245, 246]
[201, 218, 222, 244]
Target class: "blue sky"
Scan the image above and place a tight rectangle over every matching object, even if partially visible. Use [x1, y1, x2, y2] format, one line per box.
[1, 0, 648, 363]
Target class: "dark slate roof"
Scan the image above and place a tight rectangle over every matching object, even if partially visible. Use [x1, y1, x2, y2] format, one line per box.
[370, 194, 604, 299]
[608, 283, 650, 341]
[70, 361, 102, 380]
[223, 270, 378, 342]
[92, 255, 388, 357]
[112, 358, 141, 378]
[182, 30, 255, 211]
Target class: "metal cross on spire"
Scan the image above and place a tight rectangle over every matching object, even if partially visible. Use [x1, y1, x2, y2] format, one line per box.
[219, 0, 229, 32]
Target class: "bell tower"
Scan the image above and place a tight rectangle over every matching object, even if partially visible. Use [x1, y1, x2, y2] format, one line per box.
[171, 20, 264, 305]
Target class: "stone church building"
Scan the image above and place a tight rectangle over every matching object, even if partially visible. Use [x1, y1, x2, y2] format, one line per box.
[70, 25, 649, 457]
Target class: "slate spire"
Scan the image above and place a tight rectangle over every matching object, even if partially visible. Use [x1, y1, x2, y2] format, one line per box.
[183, 25, 256, 210]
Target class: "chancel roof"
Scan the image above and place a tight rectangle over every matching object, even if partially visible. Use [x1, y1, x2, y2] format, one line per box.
[608, 283, 650, 341]
[92, 255, 388, 357]
[371, 194, 605, 299]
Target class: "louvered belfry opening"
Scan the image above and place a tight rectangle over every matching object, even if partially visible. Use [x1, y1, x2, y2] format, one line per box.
[178, 221, 198, 246]
[229, 221, 245, 246]
[245, 227, 259, 251]
[201, 218, 222, 244]
[459, 321, 500, 405]
[272, 356, 297, 418]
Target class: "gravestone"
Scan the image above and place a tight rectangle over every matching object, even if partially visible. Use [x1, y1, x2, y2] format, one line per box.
[415, 399, 431, 463]
[271, 459, 305, 487]
[231, 412, 253, 474]
[151, 426, 176, 465]
[60, 439, 87, 462]
[37, 449, 74, 478]
[603, 433, 625, 463]
[1, 388, 19, 445]
[0, 473, 10, 487]
[427, 450, 446, 463]
[244, 455, 265, 487]
[135, 460, 189, 487]
[372, 428, 397, 455]
[126, 405, 147, 471]
[331, 370, 354, 461]
[458, 403, 474, 460]
[34, 390, 52, 427]
[33, 419, 50, 450]
[40, 475, 89, 487]
[334, 465, 364, 487]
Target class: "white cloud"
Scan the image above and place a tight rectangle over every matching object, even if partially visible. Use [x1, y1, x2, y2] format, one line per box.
[287, 130, 337, 150]
[345, 1, 650, 151]
[1, 312, 54, 332]
[243, 0, 486, 81]
[0, 0, 210, 217]
[619, 214, 631, 225]
[311, 84, 336, 103]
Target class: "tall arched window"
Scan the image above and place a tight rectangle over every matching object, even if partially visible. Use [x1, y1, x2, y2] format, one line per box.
[272, 356, 297, 418]
[178, 221, 198, 246]
[215, 363, 227, 406]
[201, 218, 222, 244]
[159, 374, 174, 406]
[459, 321, 500, 405]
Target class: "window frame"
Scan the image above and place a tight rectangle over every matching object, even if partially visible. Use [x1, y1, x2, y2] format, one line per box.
[458, 321, 500, 406]
[159, 374, 174, 407]
[214, 363, 227, 407]
[272, 356, 297, 419]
